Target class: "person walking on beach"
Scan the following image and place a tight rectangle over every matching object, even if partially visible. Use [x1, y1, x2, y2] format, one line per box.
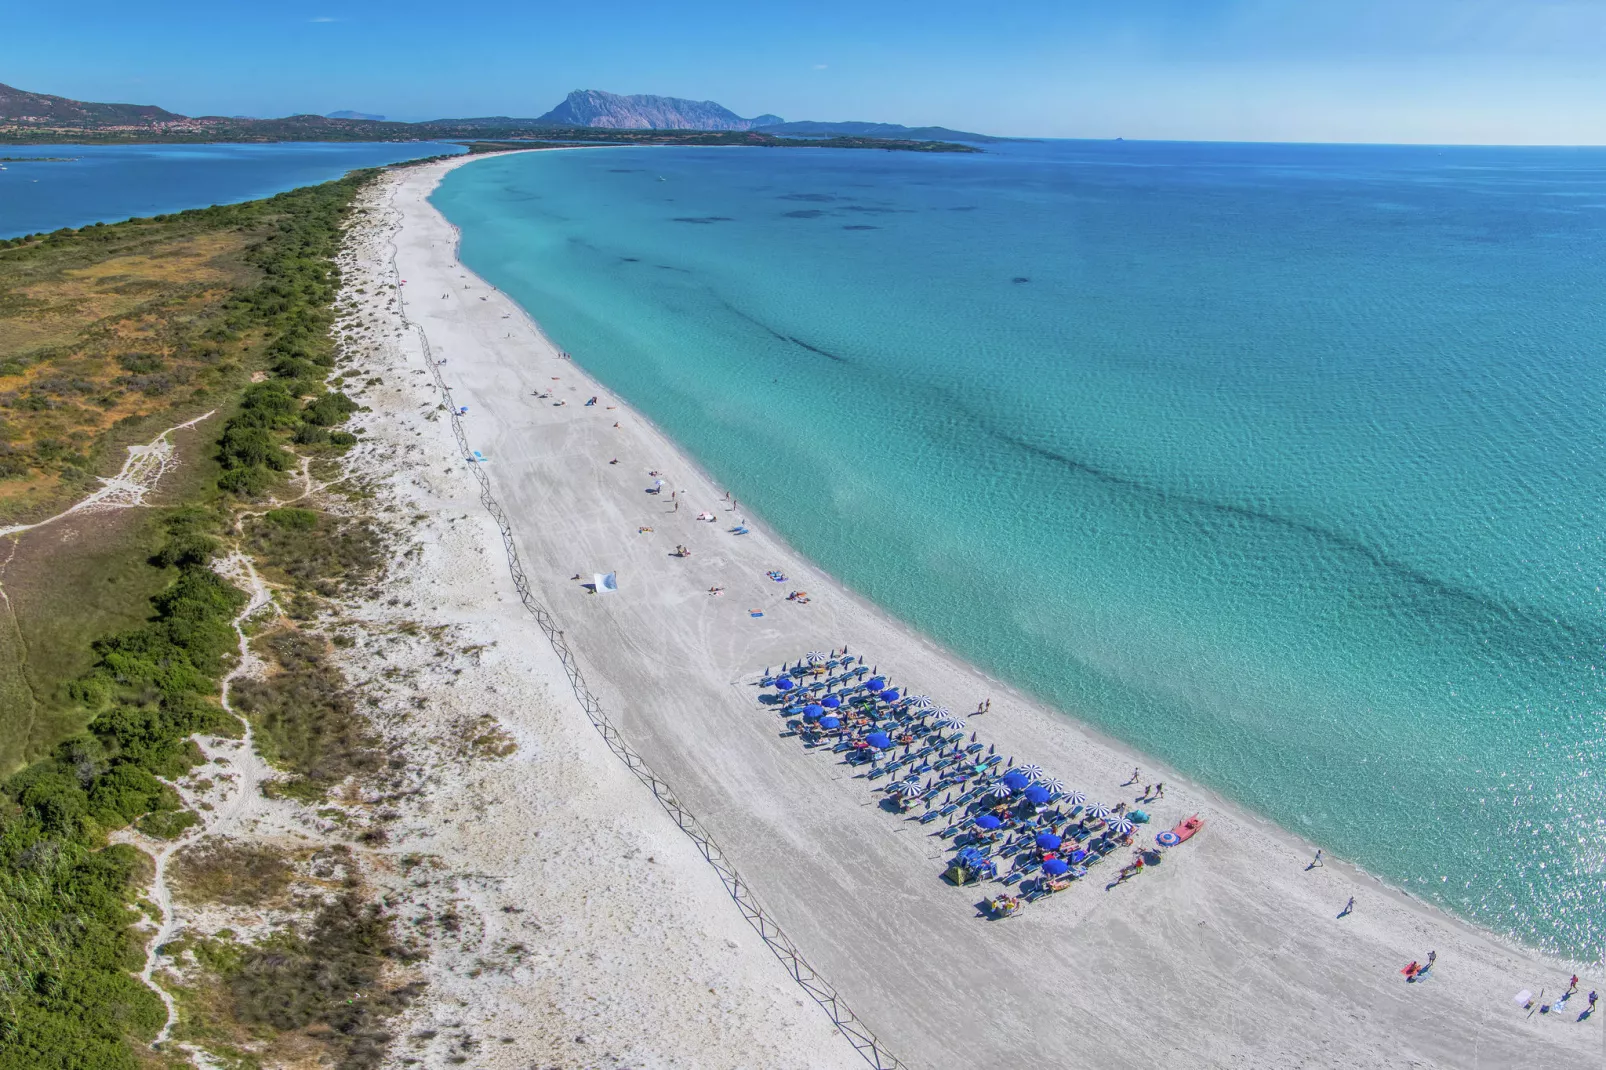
[1307, 849, 1324, 869]
[1143, 784, 1153, 800]
[1125, 768, 1140, 786]
[1568, 974, 1579, 994]
[1340, 897, 1354, 917]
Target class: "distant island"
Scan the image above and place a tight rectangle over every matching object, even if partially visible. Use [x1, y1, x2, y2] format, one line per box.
[0, 82, 990, 153]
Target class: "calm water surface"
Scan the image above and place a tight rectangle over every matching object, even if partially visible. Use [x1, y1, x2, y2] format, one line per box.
[0, 141, 464, 238]
[434, 141, 1606, 958]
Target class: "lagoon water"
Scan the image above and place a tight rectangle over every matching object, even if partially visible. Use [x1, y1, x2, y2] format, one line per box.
[0, 141, 464, 238]
[434, 141, 1606, 958]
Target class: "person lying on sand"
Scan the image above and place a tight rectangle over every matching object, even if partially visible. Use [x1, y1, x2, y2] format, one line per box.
[709, 586, 725, 595]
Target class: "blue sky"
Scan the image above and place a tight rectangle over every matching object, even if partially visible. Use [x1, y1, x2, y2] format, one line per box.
[6, 0, 1606, 143]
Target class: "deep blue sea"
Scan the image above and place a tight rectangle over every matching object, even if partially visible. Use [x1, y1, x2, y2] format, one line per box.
[433, 140, 1606, 959]
[0, 141, 464, 238]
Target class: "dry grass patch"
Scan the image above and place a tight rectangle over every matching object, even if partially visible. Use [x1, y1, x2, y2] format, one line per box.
[171, 838, 295, 907]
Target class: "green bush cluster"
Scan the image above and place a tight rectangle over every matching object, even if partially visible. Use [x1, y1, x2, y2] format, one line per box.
[211, 175, 373, 497]
[0, 514, 244, 1068]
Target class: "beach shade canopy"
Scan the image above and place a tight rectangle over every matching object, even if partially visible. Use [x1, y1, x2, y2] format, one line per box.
[774, 677, 795, 691]
[1042, 858, 1071, 877]
[990, 783, 1014, 798]
[911, 696, 935, 711]
[806, 651, 827, 664]
[1085, 803, 1114, 820]
[1017, 764, 1045, 781]
[865, 677, 887, 691]
[819, 715, 841, 729]
[1002, 770, 1031, 792]
[822, 694, 842, 708]
[866, 731, 893, 750]
[1042, 778, 1068, 796]
[1035, 832, 1063, 851]
[880, 689, 901, 703]
[1108, 818, 1136, 836]
[1061, 789, 1086, 807]
[975, 814, 1004, 830]
[1023, 785, 1051, 806]
[803, 704, 825, 719]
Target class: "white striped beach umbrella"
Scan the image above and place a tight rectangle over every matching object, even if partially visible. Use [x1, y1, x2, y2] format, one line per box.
[899, 781, 924, 797]
[935, 715, 966, 731]
[1107, 817, 1135, 836]
[1017, 764, 1045, 782]
[1085, 803, 1114, 820]
[1042, 778, 1068, 796]
[990, 783, 1014, 798]
[1060, 789, 1086, 807]
[910, 695, 935, 711]
[806, 651, 827, 664]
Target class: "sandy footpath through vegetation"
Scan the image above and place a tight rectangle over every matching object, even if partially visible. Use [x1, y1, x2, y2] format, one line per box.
[366, 156, 1597, 1070]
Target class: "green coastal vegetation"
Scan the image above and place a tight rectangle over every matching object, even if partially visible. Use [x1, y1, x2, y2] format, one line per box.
[0, 169, 413, 1068]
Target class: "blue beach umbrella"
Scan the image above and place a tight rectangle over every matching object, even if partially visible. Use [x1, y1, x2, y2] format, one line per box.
[865, 677, 886, 692]
[775, 677, 795, 692]
[1002, 770, 1030, 792]
[803, 704, 824, 719]
[879, 689, 901, 703]
[1023, 785, 1051, 806]
[819, 715, 841, 729]
[822, 695, 841, 708]
[1035, 832, 1062, 851]
[1042, 858, 1071, 877]
[866, 731, 893, 750]
[975, 814, 1003, 830]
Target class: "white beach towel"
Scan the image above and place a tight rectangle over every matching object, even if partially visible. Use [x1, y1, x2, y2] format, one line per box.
[593, 572, 618, 594]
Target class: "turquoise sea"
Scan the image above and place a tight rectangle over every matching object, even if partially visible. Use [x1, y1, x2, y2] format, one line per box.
[0, 141, 464, 239]
[434, 141, 1606, 959]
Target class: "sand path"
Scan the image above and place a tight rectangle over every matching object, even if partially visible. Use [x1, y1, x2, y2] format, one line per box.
[385, 157, 1598, 1070]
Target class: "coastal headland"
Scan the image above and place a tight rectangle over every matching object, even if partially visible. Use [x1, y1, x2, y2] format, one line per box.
[379, 154, 1598, 1068]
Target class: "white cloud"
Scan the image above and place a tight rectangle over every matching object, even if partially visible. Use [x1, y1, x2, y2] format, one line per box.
[813, 63, 829, 70]
[310, 16, 339, 22]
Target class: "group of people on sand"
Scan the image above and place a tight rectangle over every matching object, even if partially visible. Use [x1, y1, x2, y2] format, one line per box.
[761, 652, 1178, 919]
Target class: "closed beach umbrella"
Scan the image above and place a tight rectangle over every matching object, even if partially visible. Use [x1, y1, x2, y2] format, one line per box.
[775, 677, 795, 692]
[865, 677, 886, 691]
[990, 783, 1014, 798]
[1002, 770, 1030, 792]
[880, 689, 901, 703]
[1018, 764, 1045, 782]
[1035, 832, 1062, 851]
[822, 694, 842, 708]
[1107, 818, 1135, 836]
[866, 731, 892, 750]
[1061, 789, 1086, 807]
[975, 814, 1003, 830]
[803, 704, 824, 719]
[819, 715, 841, 729]
[1023, 785, 1051, 806]
[1042, 858, 1071, 877]
[806, 651, 827, 664]
[1085, 803, 1113, 820]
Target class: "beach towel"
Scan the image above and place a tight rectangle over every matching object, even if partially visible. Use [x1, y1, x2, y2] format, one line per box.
[593, 572, 618, 594]
[1514, 990, 1533, 1007]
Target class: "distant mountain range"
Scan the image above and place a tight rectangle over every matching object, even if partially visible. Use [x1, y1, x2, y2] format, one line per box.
[534, 90, 781, 131]
[0, 81, 1000, 145]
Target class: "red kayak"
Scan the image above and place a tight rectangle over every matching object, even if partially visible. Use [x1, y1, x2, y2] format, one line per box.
[1171, 814, 1204, 843]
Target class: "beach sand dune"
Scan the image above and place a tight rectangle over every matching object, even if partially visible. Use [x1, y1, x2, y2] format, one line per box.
[384, 157, 1596, 1070]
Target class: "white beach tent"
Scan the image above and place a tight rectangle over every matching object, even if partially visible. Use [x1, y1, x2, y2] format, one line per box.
[593, 571, 619, 594]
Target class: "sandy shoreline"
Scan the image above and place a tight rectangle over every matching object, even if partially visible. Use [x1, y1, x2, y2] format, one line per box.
[374, 154, 1597, 1069]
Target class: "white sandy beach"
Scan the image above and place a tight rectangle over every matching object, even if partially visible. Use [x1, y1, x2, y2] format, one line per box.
[360, 154, 1599, 1070]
